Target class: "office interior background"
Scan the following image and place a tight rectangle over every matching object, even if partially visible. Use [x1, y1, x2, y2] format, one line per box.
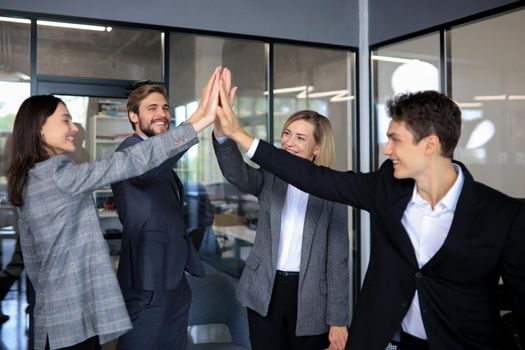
[0, 0, 524, 348]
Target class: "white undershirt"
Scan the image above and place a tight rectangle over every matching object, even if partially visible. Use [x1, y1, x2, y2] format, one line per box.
[401, 164, 464, 339]
[226, 137, 307, 271]
[276, 184, 309, 271]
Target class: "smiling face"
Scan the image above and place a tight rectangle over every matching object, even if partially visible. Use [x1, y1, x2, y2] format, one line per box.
[383, 120, 429, 180]
[280, 118, 319, 161]
[40, 103, 78, 156]
[129, 92, 171, 137]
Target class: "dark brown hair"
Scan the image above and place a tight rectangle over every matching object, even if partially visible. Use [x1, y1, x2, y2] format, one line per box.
[127, 83, 168, 129]
[7, 95, 64, 207]
[387, 90, 461, 158]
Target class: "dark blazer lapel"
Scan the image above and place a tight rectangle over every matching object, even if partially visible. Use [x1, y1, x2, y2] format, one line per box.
[299, 195, 323, 289]
[271, 176, 288, 269]
[388, 181, 419, 269]
[424, 163, 479, 270]
[169, 170, 184, 204]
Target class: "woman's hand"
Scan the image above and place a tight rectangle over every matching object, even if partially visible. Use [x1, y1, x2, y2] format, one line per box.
[216, 78, 254, 151]
[214, 67, 237, 138]
[188, 66, 221, 132]
[325, 326, 348, 350]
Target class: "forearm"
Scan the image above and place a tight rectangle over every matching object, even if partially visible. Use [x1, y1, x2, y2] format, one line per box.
[213, 135, 264, 196]
[228, 128, 255, 152]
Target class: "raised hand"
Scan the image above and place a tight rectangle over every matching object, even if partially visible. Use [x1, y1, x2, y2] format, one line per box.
[188, 66, 221, 132]
[216, 78, 254, 151]
[214, 67, 237, 137]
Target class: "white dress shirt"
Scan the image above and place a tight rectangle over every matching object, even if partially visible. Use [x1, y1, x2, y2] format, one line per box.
[276, 184, 309, 271]
[401, 164, 464, 339]
[223, 137, 307, 271]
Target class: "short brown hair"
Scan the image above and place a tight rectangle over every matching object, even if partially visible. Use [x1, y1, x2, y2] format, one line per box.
[126, 84, 168, 130]
[281, 110, 335, 167]
[387, 90, 461, 159]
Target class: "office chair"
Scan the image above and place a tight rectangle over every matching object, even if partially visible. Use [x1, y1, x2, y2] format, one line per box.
[187, 273, 251, 349]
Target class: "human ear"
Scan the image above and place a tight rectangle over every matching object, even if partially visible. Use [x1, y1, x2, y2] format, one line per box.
[129, 112, 139, 125]
[424, 134, 440, 155]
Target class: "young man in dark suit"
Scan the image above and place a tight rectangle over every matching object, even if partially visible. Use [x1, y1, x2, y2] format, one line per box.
[216, 87, 525, 350]
[112, 71, 220, 349]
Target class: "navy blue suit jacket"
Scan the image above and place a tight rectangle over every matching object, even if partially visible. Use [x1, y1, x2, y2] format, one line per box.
[252, 139, 525, 350]
[112, 134, 204, 291]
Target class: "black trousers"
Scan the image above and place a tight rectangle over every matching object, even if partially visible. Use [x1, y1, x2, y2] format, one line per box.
[396, 331, 430, 350]
[116, 276, 191, 350]
[45, 336, 100, 350]
[247, 271, 329, 350]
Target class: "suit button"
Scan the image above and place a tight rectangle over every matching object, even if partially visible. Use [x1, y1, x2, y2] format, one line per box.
[401, 301, 409, 308]
[415, 272, 423, 279]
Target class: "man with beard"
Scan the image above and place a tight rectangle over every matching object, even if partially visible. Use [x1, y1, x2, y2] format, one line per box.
[112, 82, 206, 350]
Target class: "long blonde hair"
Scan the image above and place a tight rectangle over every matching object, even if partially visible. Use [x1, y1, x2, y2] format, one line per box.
[281, 110, 335, 167]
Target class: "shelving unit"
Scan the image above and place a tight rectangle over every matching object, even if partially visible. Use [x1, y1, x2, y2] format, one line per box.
[88, 112, 132, 219]
[88, 114, 132, 162]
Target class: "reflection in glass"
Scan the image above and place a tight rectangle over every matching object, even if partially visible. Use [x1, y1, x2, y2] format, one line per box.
[273, 44, 355, 172]
[170, 33, 268, 277]
[37, 22, 163, 80]
[372, 33, 441, 166]
[451, 8, 525, 196]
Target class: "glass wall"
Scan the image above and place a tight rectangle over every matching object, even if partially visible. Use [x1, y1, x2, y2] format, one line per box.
[0, 16, 31, 349]
[450, 9, 525, 198]
[169, 33, 268, 277]
[372, 33, 441, 166]
[273, 44, 355, 172]
[0, 17, 30, 208]
[372, 9, 525, 199]
[0, 11, 357, 348]
[37, 21, 163, 81]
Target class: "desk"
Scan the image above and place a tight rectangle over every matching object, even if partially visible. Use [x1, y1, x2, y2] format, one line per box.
[212, 224, 256, 244]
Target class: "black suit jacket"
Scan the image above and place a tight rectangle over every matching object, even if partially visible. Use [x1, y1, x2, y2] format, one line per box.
[112, 134, 204, 291]
[252, 140, 525, 350]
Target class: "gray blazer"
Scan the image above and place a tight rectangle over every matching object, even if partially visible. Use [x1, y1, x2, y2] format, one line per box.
[213, 137, 349, 336]
[17, 124, 197, 350]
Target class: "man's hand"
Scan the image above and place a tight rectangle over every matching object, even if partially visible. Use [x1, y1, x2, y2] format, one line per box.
[187, 66, 221, 132]
[214, 67, 237, 138]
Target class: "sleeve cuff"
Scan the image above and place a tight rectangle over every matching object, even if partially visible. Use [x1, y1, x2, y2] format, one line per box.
[246, 138, 260, 158]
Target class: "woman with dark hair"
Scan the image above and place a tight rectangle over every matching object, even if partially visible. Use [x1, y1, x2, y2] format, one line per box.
[7, 68, 220, 350]
[213, 71, 349, 350]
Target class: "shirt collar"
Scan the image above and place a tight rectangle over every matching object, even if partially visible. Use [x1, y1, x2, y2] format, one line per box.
[409, 163, 464, 212]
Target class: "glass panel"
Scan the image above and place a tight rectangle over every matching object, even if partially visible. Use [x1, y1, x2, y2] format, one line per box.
[450, 9, 525, 197]
[273, 44, 355, 172]
[37, 21, 162, 80]
[0, 17, 30, 232]
[170, 33, 268, 277]
[372, 33, 441, 166]
[0, 18, 31, 79]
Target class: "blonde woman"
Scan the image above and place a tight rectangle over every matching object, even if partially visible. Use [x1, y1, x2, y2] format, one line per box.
[213, 109, 349, 350]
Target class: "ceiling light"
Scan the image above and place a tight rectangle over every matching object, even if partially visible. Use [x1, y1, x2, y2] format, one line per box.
[456, 102, 483, 108]
[508, 95, 525, 100]
[263, 86, 313, 95]
[473, 95, 506, 101]
[0, 16, 30, 24]
[37, 20, 111, 32]
[391, 60, 439, 94]
[297, 89, 354, 102]
[371, 55, 415, 64]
